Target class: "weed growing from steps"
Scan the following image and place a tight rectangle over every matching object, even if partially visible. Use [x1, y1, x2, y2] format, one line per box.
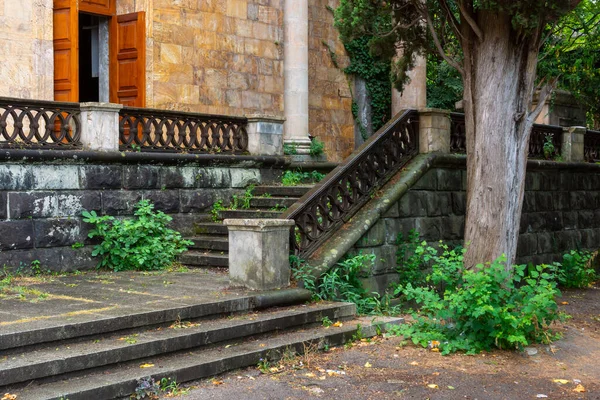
[309, 137, 325, 157]
[210, 186, 256, 221]
[291, 253, 397, 315]
[281, 170, 326, 186]
[82, 200, 193, 272]
[133, 377, 189, 399]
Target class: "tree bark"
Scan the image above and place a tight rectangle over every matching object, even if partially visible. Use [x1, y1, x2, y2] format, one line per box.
[461, 11, 543, 268]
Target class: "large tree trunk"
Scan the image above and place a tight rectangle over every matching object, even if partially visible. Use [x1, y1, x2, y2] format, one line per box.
[461, 10, 543, 268]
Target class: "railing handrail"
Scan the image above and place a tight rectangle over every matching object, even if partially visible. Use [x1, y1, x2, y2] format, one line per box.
[120, 106, 248, 123]
[283, 109, 419, 258]
[0, 96, 81, 110]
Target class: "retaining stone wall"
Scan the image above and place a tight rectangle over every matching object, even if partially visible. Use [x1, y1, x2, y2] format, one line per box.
[350, 164, 600, 293]
[0, 162, 275, 272]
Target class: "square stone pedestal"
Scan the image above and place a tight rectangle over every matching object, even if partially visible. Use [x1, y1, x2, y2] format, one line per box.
[223, 219, 295, 290]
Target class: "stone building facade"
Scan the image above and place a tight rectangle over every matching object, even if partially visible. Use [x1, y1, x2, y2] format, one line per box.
[0, 0, 358, 161]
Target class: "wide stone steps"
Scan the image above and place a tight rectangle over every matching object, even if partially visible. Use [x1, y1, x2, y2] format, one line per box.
[11, 315, 402, 400]
[181, 184, 312, 269]
[249, 196, 297, 208]
[0, 302, 357, 388]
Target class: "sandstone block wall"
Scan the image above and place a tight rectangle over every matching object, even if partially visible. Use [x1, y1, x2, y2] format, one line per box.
[149, 0, 285, 118]
[0, 161, 274, 272]
[0, 0, 53, 100]
[308, 0, 354, 161]
[350, 165, 600, 293]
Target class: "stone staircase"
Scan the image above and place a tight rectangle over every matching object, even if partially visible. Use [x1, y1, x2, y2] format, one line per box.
[179, 185, 314, 268]
[1, 285, 402, 399]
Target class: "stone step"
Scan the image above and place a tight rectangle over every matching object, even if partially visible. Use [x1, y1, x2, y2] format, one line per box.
[178, 251, 229, 267]
[194, 222, 228, 235]
[219, 209, 284, 219]
[0, 302, 357, 387]
[12, 316, 403, 400]
[0, 287, 311, 351]
[189, 235, 229, 251]
[249, 197, 297, 209]
[253, 185, 313, 197]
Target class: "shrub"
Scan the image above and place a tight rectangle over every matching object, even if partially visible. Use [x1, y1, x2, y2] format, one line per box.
[82, 200, 193, 272]
[394, 253, 564, 354]
[553, 250, 597, 288]
[309, 138, 325, 157]
[292, 253, 396, 315]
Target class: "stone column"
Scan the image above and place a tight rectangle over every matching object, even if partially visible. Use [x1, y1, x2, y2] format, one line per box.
[79, 102, 123, 152]
[283, 0, 312, 154]
[245, 115, 286, 156]
[392, 55, 427, 115]
[561, 126, 586, 162]
[223, 219, 296, 291]
[418, 108, 450, 154]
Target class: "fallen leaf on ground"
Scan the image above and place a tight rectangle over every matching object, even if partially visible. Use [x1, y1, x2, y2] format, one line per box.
[259, 344, 266, 347]
[448, 386, 455, 390]
[332, 321, 343, 327]
[427, 384, 439, 389]
[553, 379, 570, 385]
[305, 372, 316, 378]
[364, 362, 372, 368]
[212, 380, 224, 385]
[409, 361, 419, 366]
[561, 301, 569, 305]
[573, 384, 586, 393]
[139, 363, 154, 368]
[2, 394, 17, 400]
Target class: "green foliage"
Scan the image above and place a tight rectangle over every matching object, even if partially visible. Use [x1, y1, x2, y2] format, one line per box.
[230, 185, 255, 210]
[283, 143, 297, 155]
[291, 253, 396, 315]
[393, 247, 564, 354]
[281, 170, 326, 186]
[82, 200, 193, 272]
[553, 250, 597, 288]
[537, 0, 600, 128]
[426, 56, 463, 110]
[309, 138, 326, 157]
[342, 35, 392, 133]
[543, 134, 556, 159]
[211, 200, 226, 222]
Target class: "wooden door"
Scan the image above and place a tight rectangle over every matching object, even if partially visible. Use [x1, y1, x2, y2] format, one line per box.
[53, 0, 78, 102]
[79, 0, 115, 15]
[110, 12, 146, 107]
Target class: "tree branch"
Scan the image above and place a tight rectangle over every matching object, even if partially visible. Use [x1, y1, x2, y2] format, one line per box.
[423, 7, 464, 75]
[527, 77, 559, 125]
[457, 0, 483, 42]
[440, 0, 463, 41]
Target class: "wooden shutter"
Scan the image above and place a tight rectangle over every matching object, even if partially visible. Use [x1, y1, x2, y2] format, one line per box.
[53, 0, 78, 102]
[110, 12, 146, 107]
[79, 0, 115, 15]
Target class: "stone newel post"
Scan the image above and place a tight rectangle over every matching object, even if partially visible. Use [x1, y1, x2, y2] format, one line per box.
[245, 115, 285, 156]
[561, 126, 586, 162]
[79, 102, 122, 152]
[283, 0, 312, 154]
[418, 108, 451, 154]
[223, 219, 296, 291]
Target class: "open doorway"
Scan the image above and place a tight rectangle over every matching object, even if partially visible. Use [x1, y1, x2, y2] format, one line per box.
[78, 13, 109, 102]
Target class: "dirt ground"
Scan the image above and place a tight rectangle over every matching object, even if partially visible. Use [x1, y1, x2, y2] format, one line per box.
[175, 284, 600, 400]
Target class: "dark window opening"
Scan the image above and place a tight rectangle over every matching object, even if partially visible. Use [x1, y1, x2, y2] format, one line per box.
[79, 13, 100, 102]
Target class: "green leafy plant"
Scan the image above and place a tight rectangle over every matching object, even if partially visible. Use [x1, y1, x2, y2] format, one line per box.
[281, 170, 326, 186]
[553, 250, 597, 288]
[394, 252, 565, 354]
[543, 134, 556, 159]
[71, 242, 84, 249]
[210, 200, 226, 222]
[322, 316, 333, 327]
[159, 378, 189, 396]
[257, 357, 271, 374]
[82, 200, 193, 272]
[230, 185, 255, 210]
[309, 138, 325, 157]
[283, 143, 298, 155]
